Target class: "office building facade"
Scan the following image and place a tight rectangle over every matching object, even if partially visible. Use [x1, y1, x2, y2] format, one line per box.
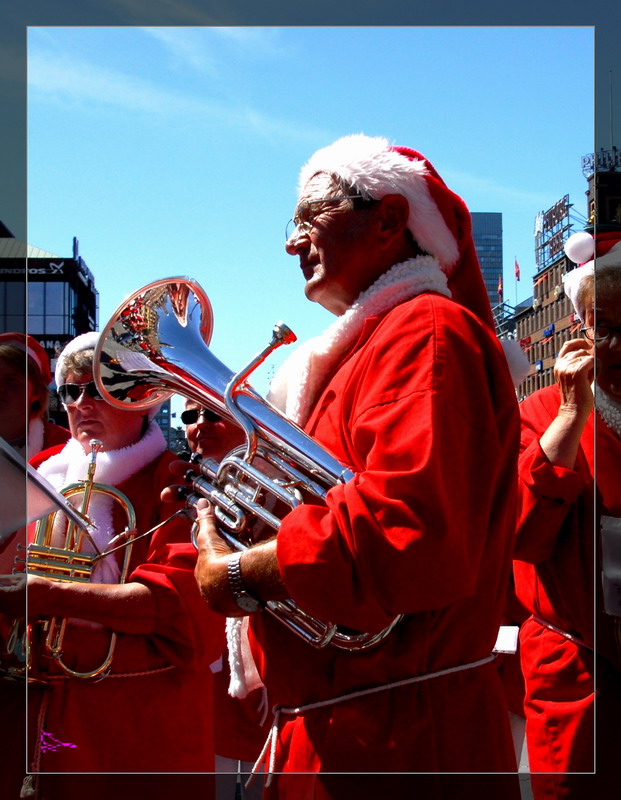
[471, 212, 503, 309]
[0, 224, 98, 365]
[0, 225, 172, 445]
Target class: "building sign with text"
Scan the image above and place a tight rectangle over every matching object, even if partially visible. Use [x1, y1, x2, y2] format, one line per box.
[534, 195, 572, 270]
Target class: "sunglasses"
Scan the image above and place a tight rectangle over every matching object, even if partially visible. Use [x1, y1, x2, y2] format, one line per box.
[181, 408, 221, 425]
[58, 381, 103, 406]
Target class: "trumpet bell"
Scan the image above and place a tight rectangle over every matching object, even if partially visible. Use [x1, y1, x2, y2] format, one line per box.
[93, 278, 352, 490]
[93, 277, 218, 413]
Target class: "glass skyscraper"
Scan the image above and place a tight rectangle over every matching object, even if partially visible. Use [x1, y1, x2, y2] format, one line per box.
[471, 212, 503, 309]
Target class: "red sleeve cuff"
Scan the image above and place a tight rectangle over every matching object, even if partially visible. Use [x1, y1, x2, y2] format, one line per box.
[514, 440, 587, 563]
[519, 439, 585, 502]
[131, 552, 225, 667]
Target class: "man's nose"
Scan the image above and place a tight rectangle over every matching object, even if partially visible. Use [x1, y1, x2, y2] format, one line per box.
[608, 330, 621, 349]
[285, 227, 311, 255]
[74, 387, 95, 407]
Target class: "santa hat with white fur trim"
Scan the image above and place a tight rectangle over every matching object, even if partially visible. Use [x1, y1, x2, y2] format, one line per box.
[299, 134, 463, 267]
[55, 332, 161, 418]
[298, 133, 496, 330]
[55, 331, 101, 387]
[0, 332, 52, 385]
[563, 229, 621, 320]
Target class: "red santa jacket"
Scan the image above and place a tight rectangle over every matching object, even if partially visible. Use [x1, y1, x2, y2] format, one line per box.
[22, 443, 225, 774]
[248, 292, 521, 774]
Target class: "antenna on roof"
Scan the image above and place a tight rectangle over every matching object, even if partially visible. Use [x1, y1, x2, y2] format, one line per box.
[610, 70, 614, 150]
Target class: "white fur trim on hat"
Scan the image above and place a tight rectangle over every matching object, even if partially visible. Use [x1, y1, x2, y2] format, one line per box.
[563, 249, 621, 321]
[563, 263, 594, 321]
[55, 332, 101, 386]
[298, 134, 460, 271]
[500, 339, 531, 388]
[563, 231, 621, 320]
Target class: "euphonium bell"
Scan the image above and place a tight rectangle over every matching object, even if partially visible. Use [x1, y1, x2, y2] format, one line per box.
[93, 278, 402, 651]
[7, 439, 137, 679]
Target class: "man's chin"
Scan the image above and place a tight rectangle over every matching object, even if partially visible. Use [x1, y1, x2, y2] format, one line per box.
[304, 277, 335, 311]
[76, 429, 103, 447]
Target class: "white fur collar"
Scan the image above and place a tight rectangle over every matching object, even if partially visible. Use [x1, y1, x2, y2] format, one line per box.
[36, 421, 166, 583]
[10, 417, 45, 461]
[267, 256, 450, 426]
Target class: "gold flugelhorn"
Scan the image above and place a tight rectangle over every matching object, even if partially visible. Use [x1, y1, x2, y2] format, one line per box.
[93, 278, 402, 652]
[7, 439, 137, 679]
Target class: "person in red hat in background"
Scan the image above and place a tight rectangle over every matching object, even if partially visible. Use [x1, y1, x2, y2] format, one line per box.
[188, 134, 523, 799]
[0, 333, 69, 566]
[181, 398, 270, 800]
[513, 229, 621, 798]
[0, 332, 69, 461]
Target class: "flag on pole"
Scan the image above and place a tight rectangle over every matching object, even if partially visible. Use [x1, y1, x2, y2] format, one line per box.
[497, 273, 503, 302]
[514, 258, 520, 281]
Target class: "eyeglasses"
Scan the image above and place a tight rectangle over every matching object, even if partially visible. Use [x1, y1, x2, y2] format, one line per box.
[285, 195, 363, 241]
[580, 325, 621, 342]
[180, 408, 221, 425]
[58, 381, 103, 406]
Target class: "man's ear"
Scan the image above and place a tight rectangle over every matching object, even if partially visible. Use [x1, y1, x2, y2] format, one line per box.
[377, 194, 410, 244]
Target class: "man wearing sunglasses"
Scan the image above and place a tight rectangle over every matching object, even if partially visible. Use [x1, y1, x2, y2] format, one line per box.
[0, 333, 224, 800]
[181, 399, 268, 800]
[190, 134, 523, 799]
[181, 401, 243, 463]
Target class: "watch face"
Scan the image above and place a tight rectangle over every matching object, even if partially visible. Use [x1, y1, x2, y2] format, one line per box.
[236, 594, 261, 613]
[228, 553, 261, 613]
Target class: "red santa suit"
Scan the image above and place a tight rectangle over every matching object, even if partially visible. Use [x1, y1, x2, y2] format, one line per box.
[513, 385, 621, 799]
[239, 254, 522, 799]
[7, 422, 225, 800]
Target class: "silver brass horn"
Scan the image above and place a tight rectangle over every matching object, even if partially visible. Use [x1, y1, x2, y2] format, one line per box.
[93, 278, 402, 651]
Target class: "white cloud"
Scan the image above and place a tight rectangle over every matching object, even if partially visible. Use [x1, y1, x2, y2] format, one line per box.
[443, 167, 553, 209]
[28, 49, 179, 114]
[138, 27, 219, 73]
[210, 26, 287, 54]
[138, 26, 289, 72]
[27, 47, 327, 144]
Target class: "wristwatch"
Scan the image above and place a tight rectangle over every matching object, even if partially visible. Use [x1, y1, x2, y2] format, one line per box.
[227, 552, 262, 614]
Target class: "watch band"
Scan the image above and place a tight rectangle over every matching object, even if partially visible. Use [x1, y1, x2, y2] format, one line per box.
[227, 552, 262, 614]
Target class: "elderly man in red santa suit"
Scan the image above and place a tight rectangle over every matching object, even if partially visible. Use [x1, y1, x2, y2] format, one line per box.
[191, 134, 522, 799]
[0, 332, 224, 800]
[513, 229, 621, 799]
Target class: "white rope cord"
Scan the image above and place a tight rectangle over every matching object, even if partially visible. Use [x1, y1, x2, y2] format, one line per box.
[247, 653, 496, 788]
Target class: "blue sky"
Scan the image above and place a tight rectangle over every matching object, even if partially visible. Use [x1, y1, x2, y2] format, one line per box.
[27, 26, 593, 406]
